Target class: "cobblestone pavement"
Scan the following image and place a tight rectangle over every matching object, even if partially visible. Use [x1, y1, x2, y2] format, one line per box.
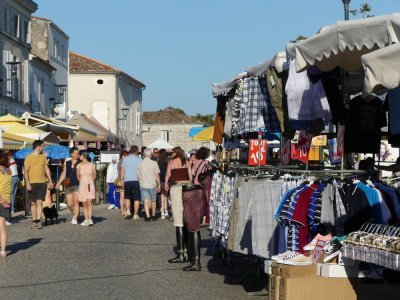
[0, 205, 265, 299]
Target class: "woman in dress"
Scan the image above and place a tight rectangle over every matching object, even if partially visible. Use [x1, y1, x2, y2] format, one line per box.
[165, 147, 192, 263]
[0, 150, 12, 257]
[76, 151, 96, 226]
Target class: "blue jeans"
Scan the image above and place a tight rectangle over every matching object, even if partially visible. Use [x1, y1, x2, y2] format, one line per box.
[11, 176, 19, 212]
[107, 183, 120, 208]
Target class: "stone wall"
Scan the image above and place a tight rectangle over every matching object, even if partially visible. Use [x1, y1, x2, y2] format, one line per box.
[142, 123, 204, 152]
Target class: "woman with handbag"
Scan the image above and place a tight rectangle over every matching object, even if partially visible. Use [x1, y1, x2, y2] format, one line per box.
[165, 147, 192, 263]
[180, 147, 212, 272]
[56, 148, 81, 225]
[0, 150, 12, 257]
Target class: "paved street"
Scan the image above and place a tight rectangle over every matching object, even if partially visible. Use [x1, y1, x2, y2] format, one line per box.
[0, 205, 264, 299]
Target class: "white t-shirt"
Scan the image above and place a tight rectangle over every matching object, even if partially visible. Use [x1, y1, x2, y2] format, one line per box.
[9, 158, 18, 176]
[137, 158, 160, 189]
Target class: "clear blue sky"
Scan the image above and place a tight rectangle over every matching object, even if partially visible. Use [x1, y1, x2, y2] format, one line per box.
[34, 0, 399, 115]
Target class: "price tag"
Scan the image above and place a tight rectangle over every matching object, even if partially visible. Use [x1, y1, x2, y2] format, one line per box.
[292, 131, 313, 163]
[248, 139, 267, 166]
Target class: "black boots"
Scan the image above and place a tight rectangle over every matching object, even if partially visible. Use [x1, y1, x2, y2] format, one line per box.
[183, 231, 201, 271]
[168, 226, 188, 263]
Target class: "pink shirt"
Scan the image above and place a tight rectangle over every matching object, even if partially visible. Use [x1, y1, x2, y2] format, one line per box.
[193, 159, 208, 185]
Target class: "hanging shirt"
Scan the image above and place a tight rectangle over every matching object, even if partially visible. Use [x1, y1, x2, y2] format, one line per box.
[285, 59, 332, 123]
[344, 96, 387, 154]
[239, 77, 280, 133]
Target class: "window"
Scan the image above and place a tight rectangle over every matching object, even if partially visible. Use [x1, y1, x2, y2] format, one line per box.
[13, 14, 20, 38]
[136, 109, 141, 136]
[130, 109, 134, 132]
[97, 79, 104, 85]
[23, 21, 29, 43]
[161, 130, 169, 142]
[54, 39, 58, 58]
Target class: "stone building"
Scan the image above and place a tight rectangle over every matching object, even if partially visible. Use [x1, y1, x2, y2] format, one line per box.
[142, 109, 206, 152]
[68, 51, 145, 148]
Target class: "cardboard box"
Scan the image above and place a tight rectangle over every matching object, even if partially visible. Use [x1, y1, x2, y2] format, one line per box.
[268, 275, 281, 300]
[271, 262, 281, 276]
[278, 263, 319, 278]
[279, 277, 357, 300]
[320, 263, 359, 278]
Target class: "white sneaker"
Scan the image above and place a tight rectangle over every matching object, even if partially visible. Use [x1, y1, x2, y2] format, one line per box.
[71, 218, 78, 225]
[125, 211, 132, 218]
[161, 213, 166, 220]
[271, 251, 291, 261]
[88, 219, 94, 226]
[133, 214, 140, 220]
[277, 251, 301, 264]
[5, 221, 11, 226]
[284, 254, 313, 265]
[164, 211, 169, 217]
[114, 206, 119, 210]
[107, 204, 115, 210]
[81, 219, 89, 226]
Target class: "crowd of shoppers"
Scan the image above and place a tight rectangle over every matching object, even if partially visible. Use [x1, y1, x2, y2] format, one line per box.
[0, 140, 214, 271]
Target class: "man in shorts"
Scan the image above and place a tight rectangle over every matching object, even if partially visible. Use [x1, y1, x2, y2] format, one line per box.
[56, 147, 81, 224]
[24, 140, 53, 229]
[138, 148, 161, 221]
[120, 145, 142, 219]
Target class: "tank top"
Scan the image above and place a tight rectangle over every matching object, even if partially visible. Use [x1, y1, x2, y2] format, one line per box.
[170, 161, 189, 182]
[66, 160, 81, 187]
[0, 167, 12, 203]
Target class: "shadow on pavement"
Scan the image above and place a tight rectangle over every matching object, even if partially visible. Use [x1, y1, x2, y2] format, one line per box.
[7, 238, 43, 254]
[203, 236, 268, 295]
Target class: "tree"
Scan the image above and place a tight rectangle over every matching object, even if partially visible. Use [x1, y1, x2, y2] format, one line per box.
[162, 106, 186, 115]
[193, 113, 215, 126]
[351, 2, 373, 18]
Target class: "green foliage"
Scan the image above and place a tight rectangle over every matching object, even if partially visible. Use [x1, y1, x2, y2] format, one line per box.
[193, 113, 215, 126]
[351, 2, 373, 18]
[162, 106, 186, 115]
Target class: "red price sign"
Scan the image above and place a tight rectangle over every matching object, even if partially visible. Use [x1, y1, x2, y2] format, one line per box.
[248, 139, 267, 166]
[292, 131, 313, 163]
[281, 136, 291, 165]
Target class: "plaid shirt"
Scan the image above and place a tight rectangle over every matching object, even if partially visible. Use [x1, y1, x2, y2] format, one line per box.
[239, 77, 281, 133]
[209, 173, 235, 239]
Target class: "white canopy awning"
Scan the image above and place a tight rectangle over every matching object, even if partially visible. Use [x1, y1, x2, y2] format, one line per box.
[295, 13, 400, 72]
[146, 139, 174, 149]
[362, 43, 400, 93]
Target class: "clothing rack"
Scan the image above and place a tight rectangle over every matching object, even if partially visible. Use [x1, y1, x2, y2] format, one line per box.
[228, 164, 367, 180]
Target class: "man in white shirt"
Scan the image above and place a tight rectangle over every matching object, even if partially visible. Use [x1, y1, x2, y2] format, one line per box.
[106, 156, 119, 210]
[137, 148, 161, 221]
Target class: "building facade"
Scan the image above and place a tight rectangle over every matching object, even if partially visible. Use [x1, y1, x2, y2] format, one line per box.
[30, 16, 69, 120]
[0, 0, 38, 116]
[68, 51, 145, 148]
[142, 110, 206, 152]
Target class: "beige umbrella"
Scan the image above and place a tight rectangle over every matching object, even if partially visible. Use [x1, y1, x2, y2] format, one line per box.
[362, 43, 400, 93]
[295, 13, 400, 72]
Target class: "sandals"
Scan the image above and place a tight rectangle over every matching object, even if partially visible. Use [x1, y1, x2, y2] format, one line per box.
[0, 251, 6, 258]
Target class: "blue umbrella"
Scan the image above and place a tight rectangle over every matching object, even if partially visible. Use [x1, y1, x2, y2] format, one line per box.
[44, 145, 70, 160]
[14, 148, 33, 160]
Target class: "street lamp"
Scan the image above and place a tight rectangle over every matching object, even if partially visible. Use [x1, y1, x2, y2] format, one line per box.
[342, 0, 351, 21]
[118, 107, 130, 120]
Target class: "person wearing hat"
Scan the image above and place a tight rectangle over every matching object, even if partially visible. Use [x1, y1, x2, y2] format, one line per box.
[106, 156, 120, 210]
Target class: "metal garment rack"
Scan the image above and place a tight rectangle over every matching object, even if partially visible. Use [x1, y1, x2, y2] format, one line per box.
[228, 164, 367, 179]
